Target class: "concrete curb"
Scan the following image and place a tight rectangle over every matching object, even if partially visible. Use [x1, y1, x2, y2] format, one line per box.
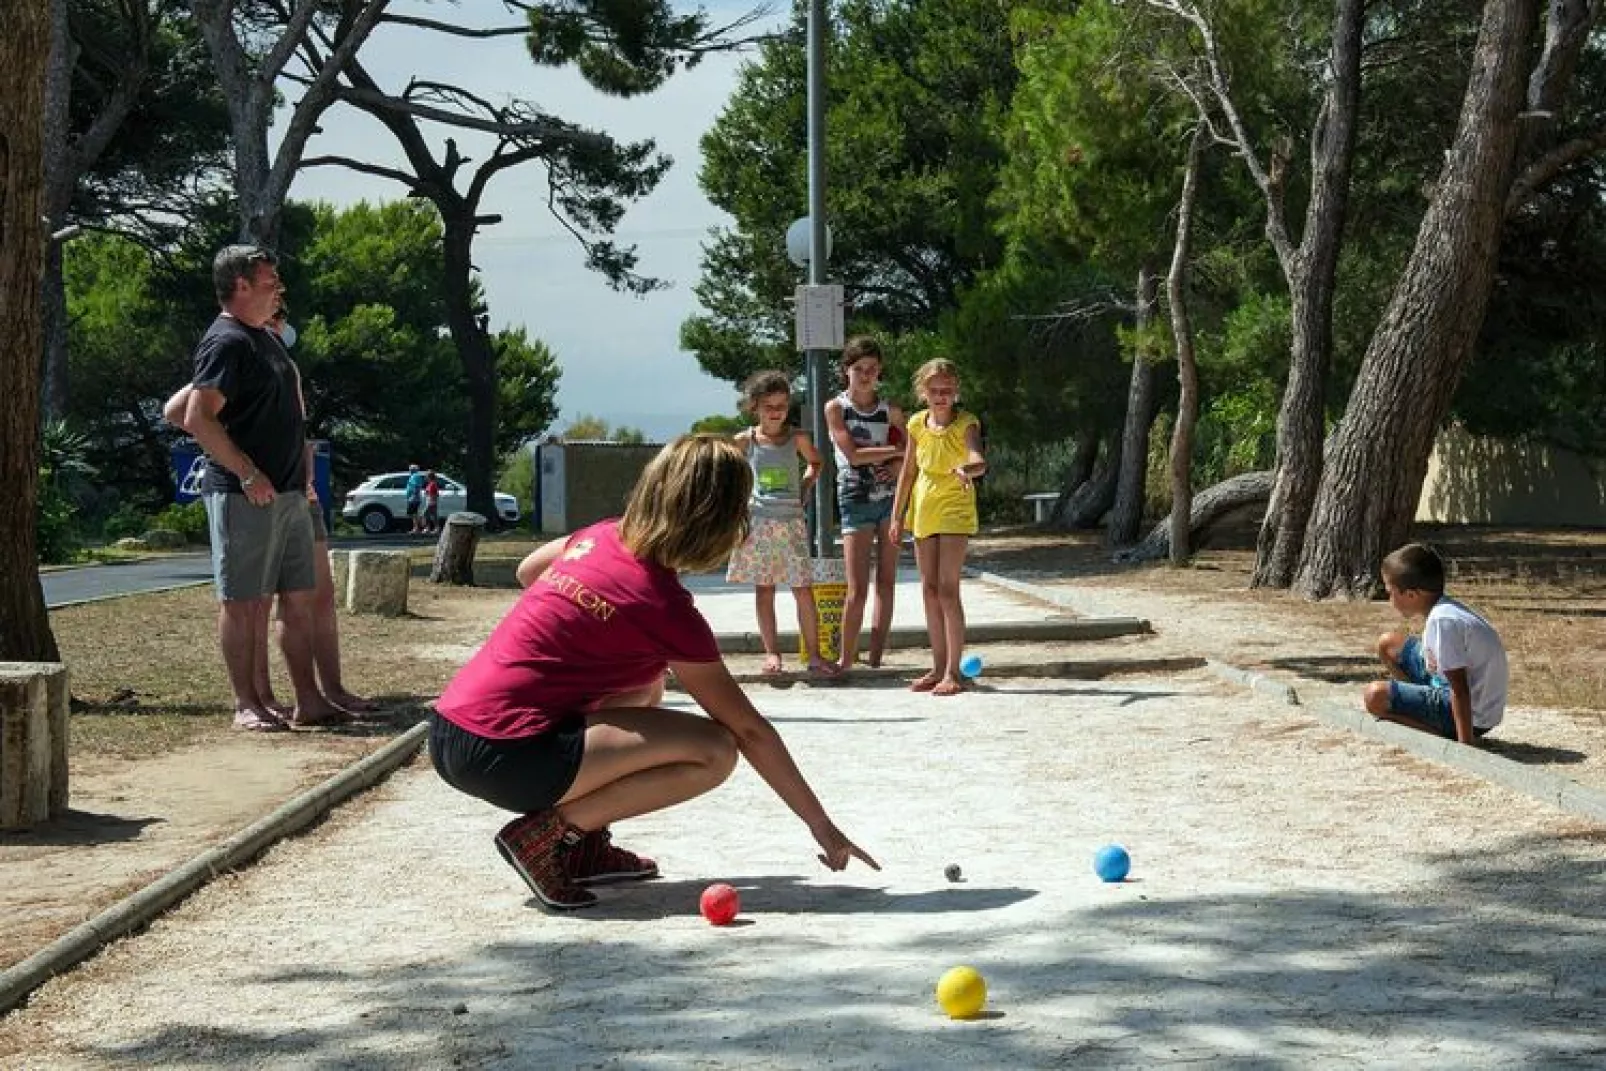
[1204, 658, 1302, 707]
[975, 568, 1606, 829]
[1300, 696, 1606, 824]
[0, 720, 430, 1015]
[715, 617, 1149, 655]
[1203, 651, 1606, 829]
[696, 655, 1209, 688]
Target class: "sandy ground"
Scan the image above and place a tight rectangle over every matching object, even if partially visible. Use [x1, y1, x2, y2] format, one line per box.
[4, 640, 1604, 1067]
[0, 740, 352, 971]
[1012, 572, 1606, 796]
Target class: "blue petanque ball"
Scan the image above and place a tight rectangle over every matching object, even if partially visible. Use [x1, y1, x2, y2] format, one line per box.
[959, 653, 984, 679]
[1094, 844, 1131, 883]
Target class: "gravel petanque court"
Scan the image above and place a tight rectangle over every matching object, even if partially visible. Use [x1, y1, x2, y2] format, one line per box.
[4, 567, 1606, 1068]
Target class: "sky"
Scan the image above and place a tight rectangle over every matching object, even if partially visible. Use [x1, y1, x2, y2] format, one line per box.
[279, 0, 784, 441]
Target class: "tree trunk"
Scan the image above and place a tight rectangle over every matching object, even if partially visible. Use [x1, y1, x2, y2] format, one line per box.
[1166, 126, 1206, 565]
[39, 0, 72, 423]
[1294, 0, 1542, 599]
[430, 512, 486, 586]
[1, 0, 63, 663]
[441, 217, 501, 525]
[191, 0, 386, 245]
[1051, 436, 1120, 529]
[1061, 433, 1100, 499]
[1251, 0, 1364, 589]
[1106, 263, 1160, 547]
[1117, 470, 1273, 564]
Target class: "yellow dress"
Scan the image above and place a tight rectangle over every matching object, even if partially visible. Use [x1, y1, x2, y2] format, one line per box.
[906, 409, 979, 538]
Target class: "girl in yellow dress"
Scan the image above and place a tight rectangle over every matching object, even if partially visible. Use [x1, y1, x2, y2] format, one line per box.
[889, 359, 987, 696]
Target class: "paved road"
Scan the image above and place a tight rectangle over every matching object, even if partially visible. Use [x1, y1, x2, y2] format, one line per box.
[41, 537, 419, 608]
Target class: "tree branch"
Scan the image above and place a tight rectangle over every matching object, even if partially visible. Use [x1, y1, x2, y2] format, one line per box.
[1145, 0, 1298, 278]
[1506, 126, 1606, 213]
[301, 154, 422, 190]
[336, 83, 611, 144]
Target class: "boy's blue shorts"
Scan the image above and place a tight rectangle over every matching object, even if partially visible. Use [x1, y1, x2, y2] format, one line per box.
[1388, 636, 1458, 738]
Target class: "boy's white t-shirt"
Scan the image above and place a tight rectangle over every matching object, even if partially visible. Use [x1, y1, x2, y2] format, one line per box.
[1423, 596, 1509, 730]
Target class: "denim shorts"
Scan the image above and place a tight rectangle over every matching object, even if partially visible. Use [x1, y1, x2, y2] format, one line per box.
[1388, 635, 1468, 739]
[838, 496, 893, 534]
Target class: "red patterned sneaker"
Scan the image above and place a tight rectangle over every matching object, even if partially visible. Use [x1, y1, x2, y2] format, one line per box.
[566, 828, 660, 886]
[493, 811, 597, 911]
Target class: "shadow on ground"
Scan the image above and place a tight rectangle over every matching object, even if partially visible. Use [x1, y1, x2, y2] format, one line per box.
[66, 832, 1606, 1068]
[0, 810, 163, 848]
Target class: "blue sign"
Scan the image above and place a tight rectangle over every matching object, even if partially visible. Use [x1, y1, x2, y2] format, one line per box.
[172, 440, 333, 531]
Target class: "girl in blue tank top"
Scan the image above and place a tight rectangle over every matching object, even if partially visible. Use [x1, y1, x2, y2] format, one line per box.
[727, 370, 842, 676]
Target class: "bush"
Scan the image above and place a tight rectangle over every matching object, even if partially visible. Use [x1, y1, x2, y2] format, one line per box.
[498, 448, 534, 517]
[102, 502, 151, 541]
[975, 439, 1079, 525]
[150, 500, 209, 544]
[36, 478, 79, 564]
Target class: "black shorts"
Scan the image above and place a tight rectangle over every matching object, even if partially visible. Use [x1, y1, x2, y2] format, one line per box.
[429, 711, 586, 813]
[406, 498, 421, 517]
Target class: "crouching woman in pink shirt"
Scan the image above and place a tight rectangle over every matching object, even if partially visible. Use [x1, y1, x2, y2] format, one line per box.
[431, 434, 878, 911]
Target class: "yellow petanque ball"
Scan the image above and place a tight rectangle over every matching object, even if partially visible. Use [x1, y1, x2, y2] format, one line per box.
[936, 965, 987, 1019]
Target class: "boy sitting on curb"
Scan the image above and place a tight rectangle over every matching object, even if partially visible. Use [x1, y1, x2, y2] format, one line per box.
[1363, 543, 1509, 746]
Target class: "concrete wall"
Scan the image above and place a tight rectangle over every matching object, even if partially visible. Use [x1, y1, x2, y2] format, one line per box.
[1416, 424, 1606, 526]
[538, 441, 664, 534]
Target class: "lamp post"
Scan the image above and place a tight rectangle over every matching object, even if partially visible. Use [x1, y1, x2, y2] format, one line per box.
[799, 0, 835, 557]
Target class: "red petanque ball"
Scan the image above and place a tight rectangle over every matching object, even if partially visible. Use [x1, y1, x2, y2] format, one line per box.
[700, 882, 741, 926]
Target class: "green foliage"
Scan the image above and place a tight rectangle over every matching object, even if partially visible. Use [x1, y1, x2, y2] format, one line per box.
[68, 0, 232, 240]
[684, 0, 1018, 387]
[525, 0, 717, 98]
[493, 327, 563, 458]
[36, 421, 99, 564]
[974, 439, 1081, 525]
[690, 413, 748, 435]
[149, 501, 208, 543]
[498, 448, 535, 514]
[560, 414, 647, 442]
[102, 502, 150, 541]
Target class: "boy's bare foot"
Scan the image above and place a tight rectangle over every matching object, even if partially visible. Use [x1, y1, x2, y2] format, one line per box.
[761, 654, 784, 675]
[909, 672, 941, 692]
[932, 677, 965, 697]
[866, 652, 884, 668]
[808, 659, 842, 677]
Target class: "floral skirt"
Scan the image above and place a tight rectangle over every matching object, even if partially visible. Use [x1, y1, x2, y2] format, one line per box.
[727, 516, 812, 588]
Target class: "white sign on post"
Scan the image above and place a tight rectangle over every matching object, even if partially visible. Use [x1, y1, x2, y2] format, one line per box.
[794, 284, 845, 351]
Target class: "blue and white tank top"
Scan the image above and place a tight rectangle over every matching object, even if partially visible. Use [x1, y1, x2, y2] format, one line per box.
[746, 432, 803, 521]
[832, 392, 894, 506]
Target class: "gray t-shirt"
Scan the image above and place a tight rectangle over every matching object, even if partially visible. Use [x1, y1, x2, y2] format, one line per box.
[746, 432, 803, 522]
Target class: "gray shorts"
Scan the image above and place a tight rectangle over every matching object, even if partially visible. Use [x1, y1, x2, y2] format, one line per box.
[308, 499, 328, 542]
[205, 492, 317, 601]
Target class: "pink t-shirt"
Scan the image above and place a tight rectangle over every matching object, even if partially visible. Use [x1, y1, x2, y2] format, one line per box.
[435, 520, 721, 740]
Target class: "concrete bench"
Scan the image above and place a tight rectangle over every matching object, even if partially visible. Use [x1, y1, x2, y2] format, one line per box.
[1023, 492, 1059, 523]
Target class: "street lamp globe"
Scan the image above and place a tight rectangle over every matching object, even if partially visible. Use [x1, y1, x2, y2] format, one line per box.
[785, 216, 833, 269]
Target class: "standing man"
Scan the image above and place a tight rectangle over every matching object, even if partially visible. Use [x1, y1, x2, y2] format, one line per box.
[182, 246, 345, 731]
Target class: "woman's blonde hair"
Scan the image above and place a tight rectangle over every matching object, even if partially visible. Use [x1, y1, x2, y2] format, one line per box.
[912, 357, 961, 402]
[619, 435, 752, 573]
